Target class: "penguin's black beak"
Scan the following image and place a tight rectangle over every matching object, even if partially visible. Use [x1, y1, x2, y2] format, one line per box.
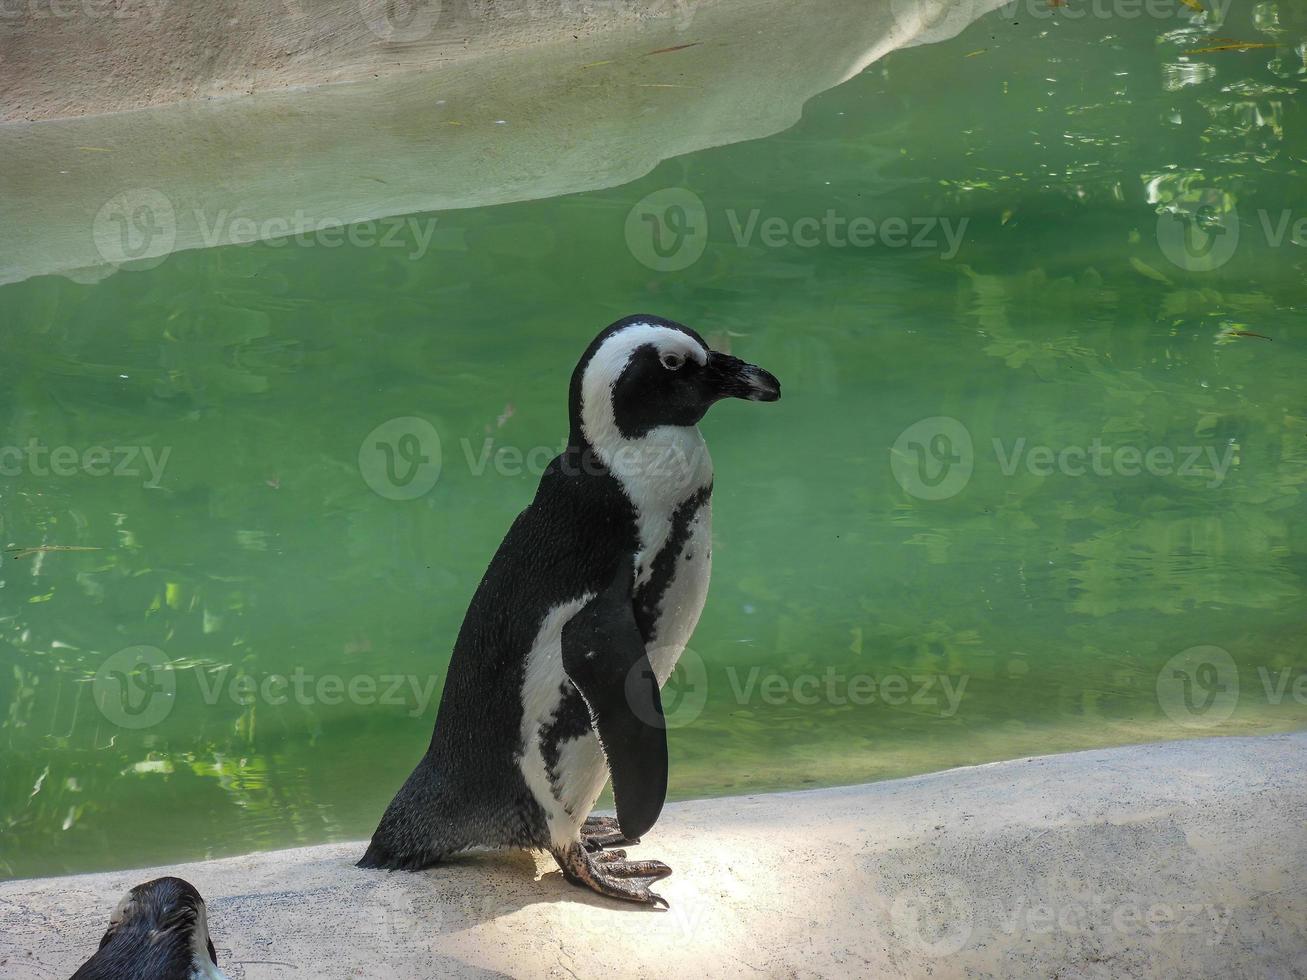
[706, 351, 781, 403]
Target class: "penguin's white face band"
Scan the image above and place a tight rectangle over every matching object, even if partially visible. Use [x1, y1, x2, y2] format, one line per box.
[579, 322, 709, 450]
[584, 323, 707, 389]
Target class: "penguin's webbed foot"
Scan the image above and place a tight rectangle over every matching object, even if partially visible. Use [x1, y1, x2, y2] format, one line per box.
[551, 840, 672, 908]
[581, 814, 640, 852]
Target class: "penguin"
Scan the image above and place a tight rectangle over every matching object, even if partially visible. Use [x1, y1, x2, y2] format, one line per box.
[71, 876, 228, 980]
[359, 314, 780, 906]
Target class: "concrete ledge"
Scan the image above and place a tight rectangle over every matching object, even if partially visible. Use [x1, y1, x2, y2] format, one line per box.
[3, 734, 1305, 978]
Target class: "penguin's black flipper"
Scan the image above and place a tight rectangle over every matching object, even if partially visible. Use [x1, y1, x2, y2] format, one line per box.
[561, 577, 668, 842]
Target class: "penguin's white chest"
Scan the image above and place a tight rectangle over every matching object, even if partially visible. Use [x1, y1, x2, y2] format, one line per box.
[644, 500, 712, 683]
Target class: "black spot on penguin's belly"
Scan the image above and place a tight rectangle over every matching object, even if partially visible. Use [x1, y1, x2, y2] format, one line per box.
[633, 485, 712, 641]
[541, 683, 592, 805]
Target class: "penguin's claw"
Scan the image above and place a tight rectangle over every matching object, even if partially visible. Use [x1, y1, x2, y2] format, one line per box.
[582, 830, 638, 852]
[551, 841, 671, 908]
[581, 815, 640, 852]
[591, 848, 670, 880]
[603, 859, 672, 882]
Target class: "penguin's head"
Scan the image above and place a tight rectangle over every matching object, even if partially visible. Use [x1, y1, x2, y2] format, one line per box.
[94, 877, 219, 973]
[570, 315, 780, 449]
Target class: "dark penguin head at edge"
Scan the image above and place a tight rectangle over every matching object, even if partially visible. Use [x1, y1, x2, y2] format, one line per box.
[73, 876, 221, 980]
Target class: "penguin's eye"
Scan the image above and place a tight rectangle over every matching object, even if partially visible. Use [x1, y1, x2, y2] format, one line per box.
[660, 352, 685, 371]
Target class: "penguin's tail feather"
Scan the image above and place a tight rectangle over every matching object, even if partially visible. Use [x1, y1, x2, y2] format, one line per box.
[356, 839, 446, 872]
[357, 755, 469, 872]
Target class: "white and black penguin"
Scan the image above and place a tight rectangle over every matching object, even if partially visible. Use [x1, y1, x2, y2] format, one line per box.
[71, 877, 228, 980]
[359, 314, 781, 906]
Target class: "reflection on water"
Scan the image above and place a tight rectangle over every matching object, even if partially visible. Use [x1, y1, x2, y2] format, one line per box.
[2, 2, 1306, 878]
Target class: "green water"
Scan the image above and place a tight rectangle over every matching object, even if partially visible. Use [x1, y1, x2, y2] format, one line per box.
[3, 4, 1306, 879]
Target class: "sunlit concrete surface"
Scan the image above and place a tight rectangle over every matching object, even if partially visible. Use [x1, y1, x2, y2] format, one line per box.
[2, 734, 1304, 979]
[0, 0, 1007, 286]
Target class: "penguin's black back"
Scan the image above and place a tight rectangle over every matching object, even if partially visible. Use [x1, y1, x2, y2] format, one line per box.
[359, 445, 639, 868]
